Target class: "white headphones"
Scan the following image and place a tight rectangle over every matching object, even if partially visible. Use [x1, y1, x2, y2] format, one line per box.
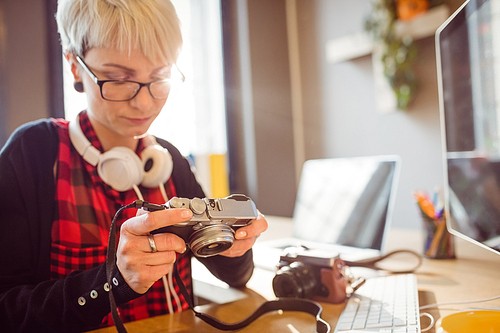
[68, 115, 173, 192]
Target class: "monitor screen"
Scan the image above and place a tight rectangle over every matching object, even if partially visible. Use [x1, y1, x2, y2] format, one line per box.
[437, 0, 500, 253]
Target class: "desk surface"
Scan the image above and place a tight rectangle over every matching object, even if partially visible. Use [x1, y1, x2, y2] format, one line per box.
[91, 216, 500, 333]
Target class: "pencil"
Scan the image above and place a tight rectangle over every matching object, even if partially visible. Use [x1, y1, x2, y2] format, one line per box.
[427, 219, 446, 257]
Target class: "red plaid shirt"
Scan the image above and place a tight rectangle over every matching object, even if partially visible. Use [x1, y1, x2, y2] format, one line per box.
[50, 111, 191, 327]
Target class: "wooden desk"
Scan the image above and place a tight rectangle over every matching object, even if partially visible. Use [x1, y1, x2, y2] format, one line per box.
[91, 216, 500, 333]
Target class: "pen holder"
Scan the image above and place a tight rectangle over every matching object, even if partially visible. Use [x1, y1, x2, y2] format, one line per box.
[422, 215, 455, 259]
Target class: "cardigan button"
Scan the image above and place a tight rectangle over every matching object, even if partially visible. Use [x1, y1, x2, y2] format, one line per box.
[104, 282, 110, 292]
[78, 296, 86, 306]
[112, 277, 119, 286]
[90, 290, 98, 299]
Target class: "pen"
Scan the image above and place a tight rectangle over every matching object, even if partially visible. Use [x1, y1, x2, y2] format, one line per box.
[413, 191, 435, 219]
[434, 187, 444, 218]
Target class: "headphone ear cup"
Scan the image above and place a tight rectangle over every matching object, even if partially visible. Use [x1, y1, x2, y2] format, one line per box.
[141, 145, 173, 188]
[97, 147, 144, 192]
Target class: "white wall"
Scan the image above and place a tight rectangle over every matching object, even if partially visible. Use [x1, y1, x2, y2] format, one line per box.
[322, 38, 444, 230]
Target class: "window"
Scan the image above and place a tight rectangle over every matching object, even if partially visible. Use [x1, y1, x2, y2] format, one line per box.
[149, 0, 227, 157]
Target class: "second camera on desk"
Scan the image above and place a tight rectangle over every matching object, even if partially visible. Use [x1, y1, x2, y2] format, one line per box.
[272, 248, 347, 304]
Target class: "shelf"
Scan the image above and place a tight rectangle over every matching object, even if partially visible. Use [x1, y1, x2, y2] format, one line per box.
[326, 4, 450, 64]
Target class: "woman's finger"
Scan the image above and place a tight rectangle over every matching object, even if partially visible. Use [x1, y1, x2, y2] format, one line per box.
[234, 212, 268, 240]
[121, 208, 193, 236]
[142, 232, 187, 254]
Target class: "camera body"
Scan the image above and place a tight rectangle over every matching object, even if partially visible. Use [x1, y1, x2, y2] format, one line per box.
[272, 247, 347, 304]
[151, 194, 258, 257]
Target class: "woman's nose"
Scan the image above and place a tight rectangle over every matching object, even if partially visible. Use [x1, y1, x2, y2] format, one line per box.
[130, 85, 154, 111]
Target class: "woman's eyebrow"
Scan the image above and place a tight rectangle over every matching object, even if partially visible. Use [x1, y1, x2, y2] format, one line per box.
[101, 63, 170, 76]
[101, 63, 135, 73]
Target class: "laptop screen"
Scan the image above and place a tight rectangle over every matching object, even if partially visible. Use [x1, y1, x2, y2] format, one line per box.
[292, 156, 401, 251]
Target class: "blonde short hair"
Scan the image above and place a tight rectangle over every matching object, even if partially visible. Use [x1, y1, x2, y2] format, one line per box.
[56, 0, 182, 64]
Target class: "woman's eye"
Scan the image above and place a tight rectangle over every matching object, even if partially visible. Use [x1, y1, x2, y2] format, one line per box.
[104, 72, 129, 80]
[112, 81, 129, 86]
[108, 76, 129, 81]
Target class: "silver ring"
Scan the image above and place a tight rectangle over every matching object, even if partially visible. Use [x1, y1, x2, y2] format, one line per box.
[147, 233, 158, 253]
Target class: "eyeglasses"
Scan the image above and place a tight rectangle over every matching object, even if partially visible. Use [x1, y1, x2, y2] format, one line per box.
[76, 56, 185, 102]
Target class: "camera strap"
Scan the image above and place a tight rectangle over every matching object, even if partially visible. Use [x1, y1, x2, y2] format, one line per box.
[172, 261, 331, 332]
[343, 249, 423, 274]
[106, 200, 331, 333]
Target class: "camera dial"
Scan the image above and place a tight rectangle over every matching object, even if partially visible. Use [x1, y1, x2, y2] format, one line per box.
[189, 198, 206, 215]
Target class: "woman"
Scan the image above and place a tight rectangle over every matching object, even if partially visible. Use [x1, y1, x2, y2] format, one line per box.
[0, 0, 267, 331]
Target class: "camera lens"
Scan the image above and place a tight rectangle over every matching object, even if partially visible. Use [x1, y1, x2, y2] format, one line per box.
[188, 225, 234, 257]
[272, 262, 317, 299]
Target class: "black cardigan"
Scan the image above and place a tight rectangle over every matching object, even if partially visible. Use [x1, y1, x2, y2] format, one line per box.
[0, 119, 253, 332]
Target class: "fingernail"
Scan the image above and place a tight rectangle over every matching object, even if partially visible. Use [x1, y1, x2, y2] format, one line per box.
[237, 230, 247, 238]
[181, 210, 192, 219]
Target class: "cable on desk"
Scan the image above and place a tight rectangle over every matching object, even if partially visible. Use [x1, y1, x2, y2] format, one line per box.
[420, 312, 435, 332]
[463, 306, 500, 311]
[419, 294, 500, 310]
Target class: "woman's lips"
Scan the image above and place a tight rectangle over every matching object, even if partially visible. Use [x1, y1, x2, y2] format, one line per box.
[125, 116, 151, 125]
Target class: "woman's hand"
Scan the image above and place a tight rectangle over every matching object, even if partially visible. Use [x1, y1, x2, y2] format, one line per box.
[220, 211, 268, 258]
[116, 208, 193, 294]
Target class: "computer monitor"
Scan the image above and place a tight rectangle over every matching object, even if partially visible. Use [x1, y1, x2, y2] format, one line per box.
[437, 0, 500, 254]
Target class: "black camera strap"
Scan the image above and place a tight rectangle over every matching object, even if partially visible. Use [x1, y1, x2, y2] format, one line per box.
[106, 200, 331, 333]
[106, 202, 134, 333]
[172, 261, 330, 332]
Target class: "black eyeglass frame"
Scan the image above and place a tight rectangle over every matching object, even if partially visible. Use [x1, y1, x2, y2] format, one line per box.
[76, 55, 185, 102]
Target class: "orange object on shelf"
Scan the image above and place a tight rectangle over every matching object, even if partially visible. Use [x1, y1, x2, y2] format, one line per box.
[396, 0, 429, 21]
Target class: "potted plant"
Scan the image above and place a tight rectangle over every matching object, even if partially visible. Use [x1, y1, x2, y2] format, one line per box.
[365, 0, 419, 111]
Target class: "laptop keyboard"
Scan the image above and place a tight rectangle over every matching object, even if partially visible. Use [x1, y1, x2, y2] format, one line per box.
[334, 274, 420, 333]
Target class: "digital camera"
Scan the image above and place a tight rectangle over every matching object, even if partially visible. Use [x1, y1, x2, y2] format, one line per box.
[272, 247, 348, 304]
[150, 194, 258, 257]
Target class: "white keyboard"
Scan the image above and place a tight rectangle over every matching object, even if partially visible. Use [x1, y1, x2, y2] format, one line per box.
[334, 274, 420, 333]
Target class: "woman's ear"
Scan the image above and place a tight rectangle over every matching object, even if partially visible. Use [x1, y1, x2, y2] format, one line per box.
[65, 53, 82, 82]
[65, 53, 84, 92]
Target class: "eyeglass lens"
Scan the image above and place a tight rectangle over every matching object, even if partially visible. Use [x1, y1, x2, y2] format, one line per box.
[101, 81, 173, 101]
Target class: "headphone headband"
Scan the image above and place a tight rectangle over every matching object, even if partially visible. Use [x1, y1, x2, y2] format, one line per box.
[68, 113, 173, 191]
[68, 115, 101, 166]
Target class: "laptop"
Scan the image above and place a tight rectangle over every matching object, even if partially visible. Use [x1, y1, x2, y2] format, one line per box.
[253, 155, 401, 271]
